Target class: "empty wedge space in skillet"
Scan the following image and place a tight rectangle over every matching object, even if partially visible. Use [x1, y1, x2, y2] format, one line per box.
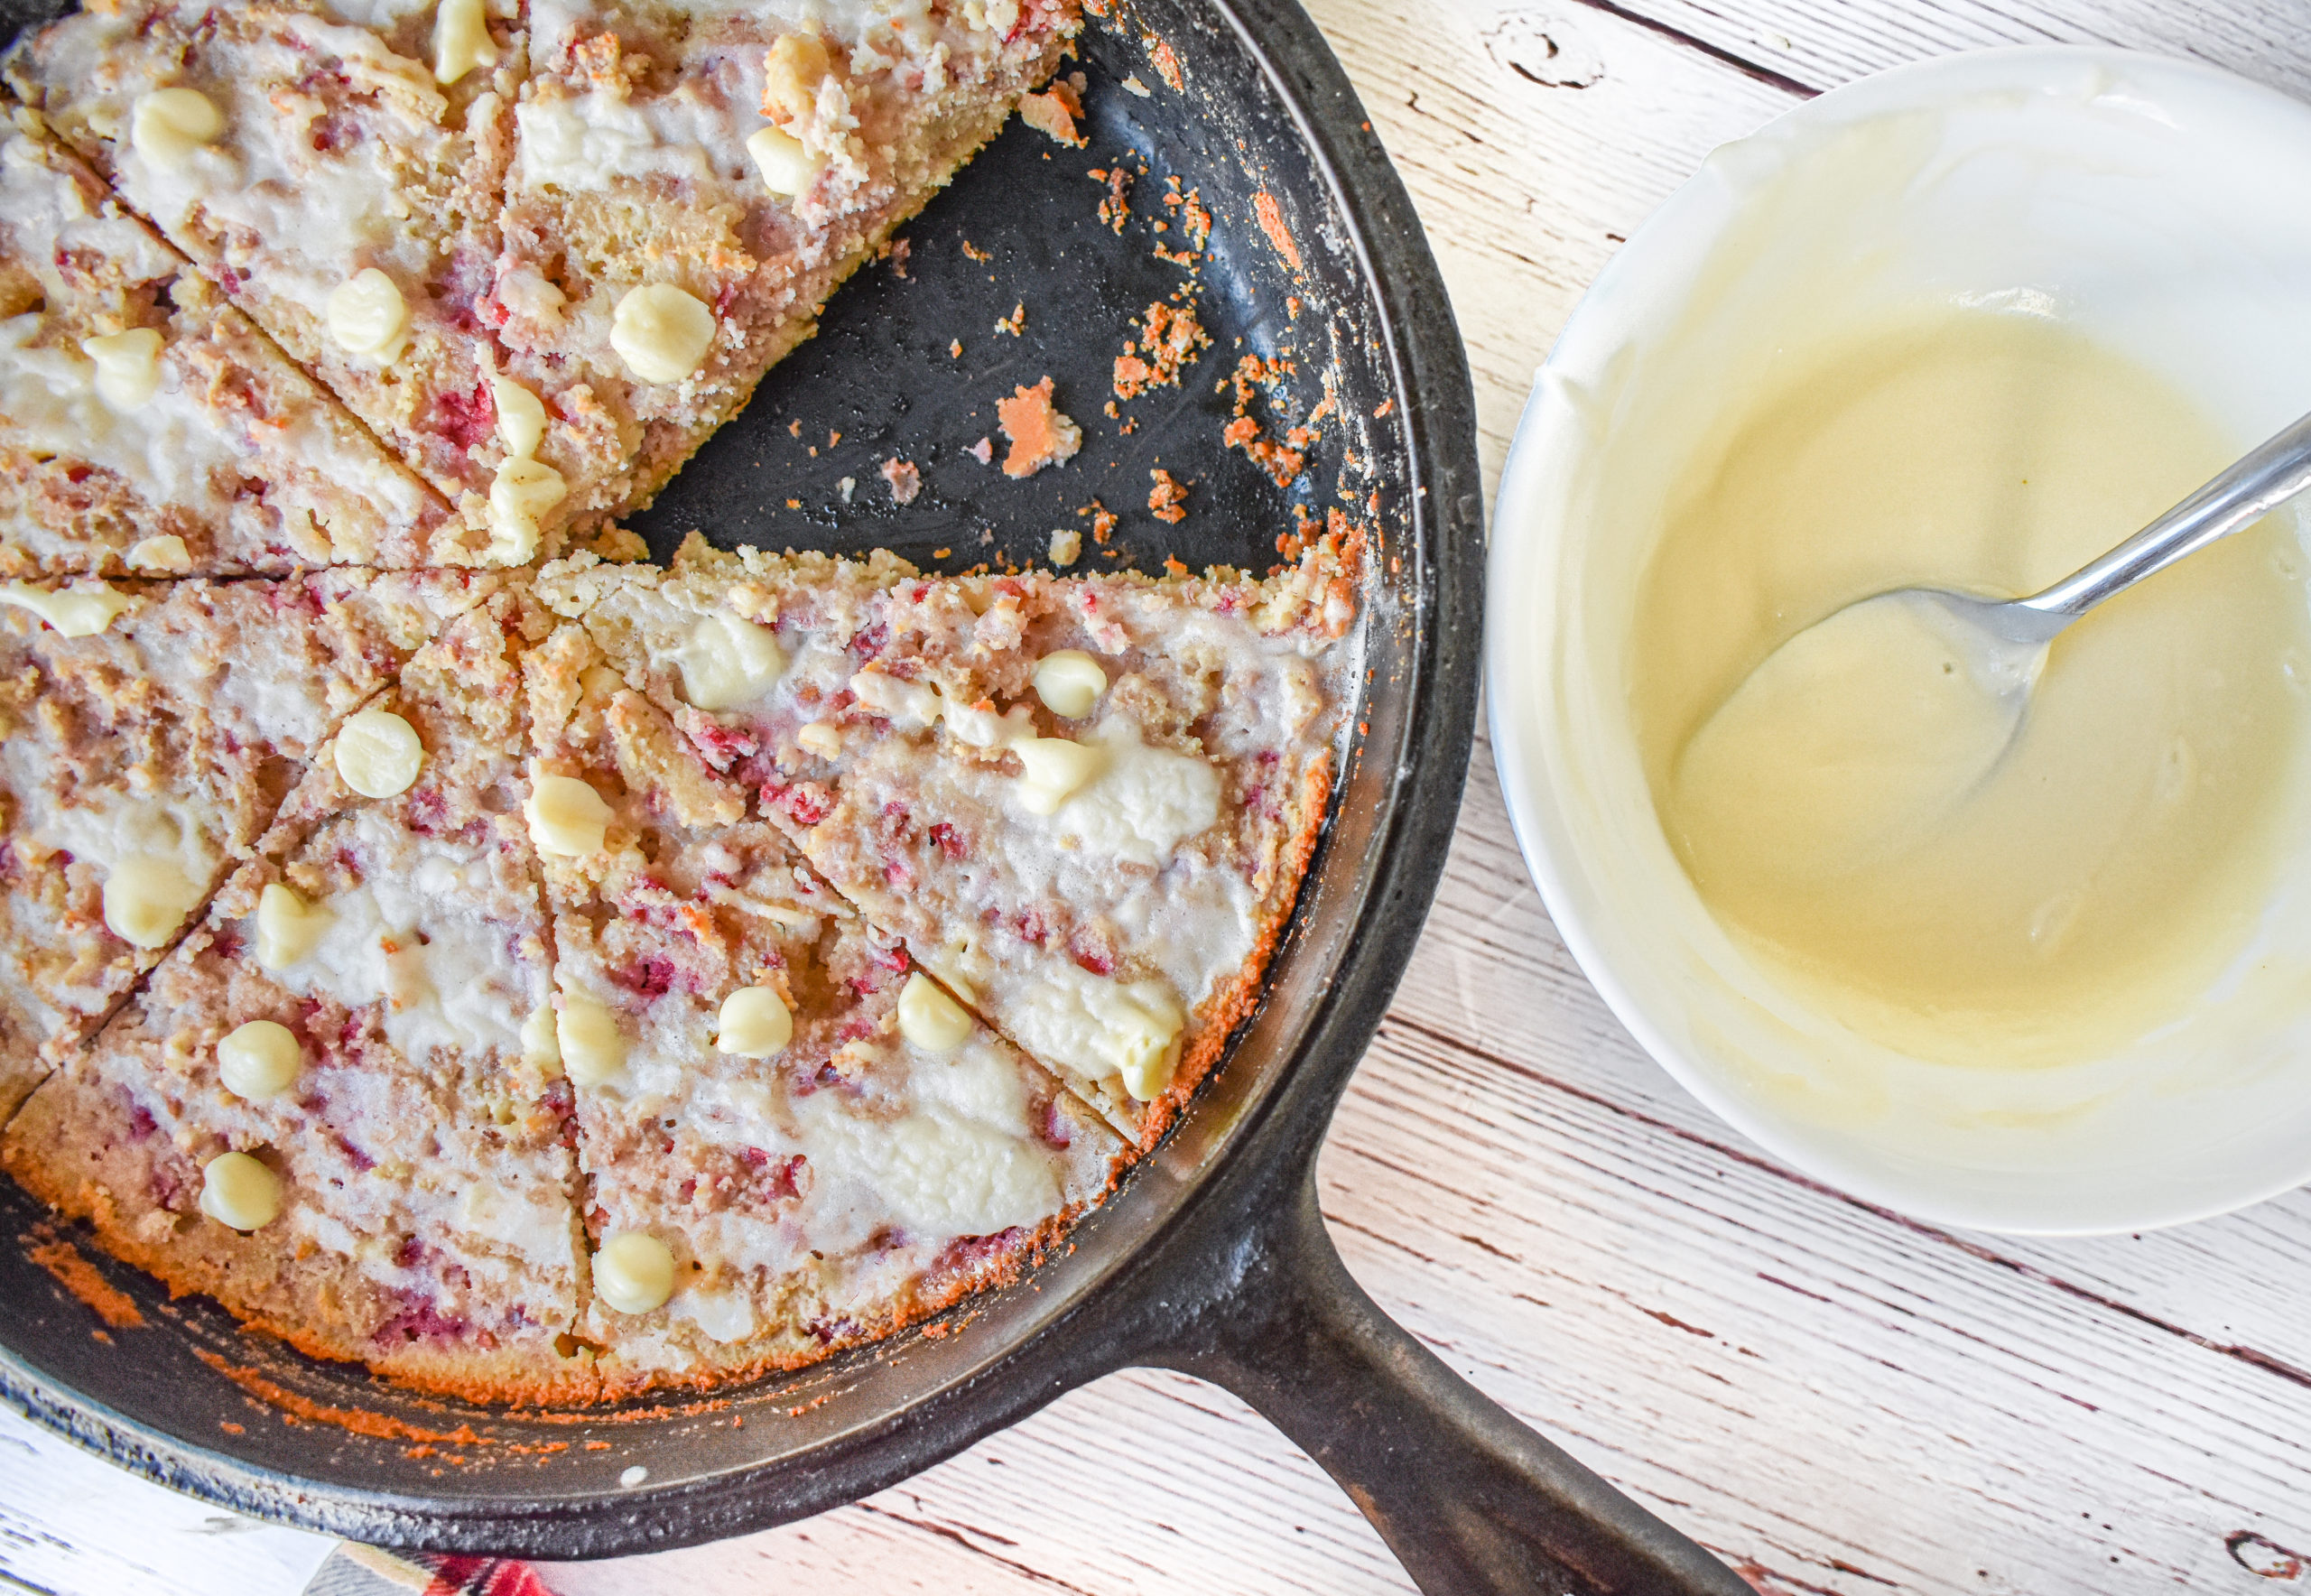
[3, 0, 1083, 564]
[522, 618, 1120, 1391]
[2, 590, 595, 1402]
[536, 530, 1359, 1148]
[0, 568, 501, 1120]
[0, 116, 469, 577]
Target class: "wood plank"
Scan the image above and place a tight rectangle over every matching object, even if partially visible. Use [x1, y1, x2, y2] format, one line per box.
[0, 1403, 333, 1596]
[1321, 1011, 2311, 1591]
[543, 1370, 1412, 1596]
[1571, 0, 2311, 98]
[1307, 0, 1796, 488]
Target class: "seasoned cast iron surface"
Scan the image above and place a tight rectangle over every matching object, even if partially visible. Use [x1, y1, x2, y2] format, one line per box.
[0, 0, 1465, 1556]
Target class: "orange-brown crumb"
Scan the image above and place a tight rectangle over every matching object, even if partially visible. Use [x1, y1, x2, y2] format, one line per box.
[1077, 500, 1118, 543]
[1113, 298, 1211, 400]
[1251, 190, 1303, 273]
[1148, 468, 1188, 524]
[1019, 84, 1087, 147]
[27, 1234, 144, 1329]
[1222, 354, 1308, 487]
[994, 302, 1026, 337]
[1091, 164, 1135, 234]
[961, 239, 992, 264]
[1161, 181, 1212, 254]
[880, 458, 923, 504]
[997, 378, 1083, 478]
[1146, 34, 1184, 91]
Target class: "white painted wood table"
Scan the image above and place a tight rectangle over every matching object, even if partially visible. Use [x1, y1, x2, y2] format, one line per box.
[13, 2, 2311, 1591]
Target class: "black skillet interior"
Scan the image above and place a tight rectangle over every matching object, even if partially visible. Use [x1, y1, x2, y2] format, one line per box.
[0, 0, 1428, 1538]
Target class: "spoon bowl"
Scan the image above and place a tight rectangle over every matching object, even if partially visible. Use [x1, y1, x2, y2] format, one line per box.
[1678, 403, 2311, 874]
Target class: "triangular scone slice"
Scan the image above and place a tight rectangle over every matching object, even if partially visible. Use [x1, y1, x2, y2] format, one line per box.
[488, 0, 1081, 534]
[4, 2, 521, 552]
[522, 619, 1117, 1392]
[2, 596, 594, 1403]
[0, 115, 463, 577]
[0, 570, 498, 1116]
[538, 535, 1355, 1147]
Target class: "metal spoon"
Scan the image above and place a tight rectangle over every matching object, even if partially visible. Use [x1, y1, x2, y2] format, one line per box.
[1674, 408, 2311, 872]
[1878, 405, 2311, 654]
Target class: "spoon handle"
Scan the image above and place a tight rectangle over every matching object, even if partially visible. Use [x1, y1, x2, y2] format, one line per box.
[2021, 407, 2311, 621]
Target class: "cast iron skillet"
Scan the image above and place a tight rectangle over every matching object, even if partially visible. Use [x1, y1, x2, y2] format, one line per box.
[0, 0, 1749, 1590]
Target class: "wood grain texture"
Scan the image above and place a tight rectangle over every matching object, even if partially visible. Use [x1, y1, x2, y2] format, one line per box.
[1587, 0, 2311, 97]
[12, 3, 2311, 1593]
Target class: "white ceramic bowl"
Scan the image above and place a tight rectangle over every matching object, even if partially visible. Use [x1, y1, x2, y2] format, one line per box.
[1488, 47, 2311, 1235]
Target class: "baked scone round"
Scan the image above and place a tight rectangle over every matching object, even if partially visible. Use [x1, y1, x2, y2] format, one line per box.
[0, 0, 1355, 1401]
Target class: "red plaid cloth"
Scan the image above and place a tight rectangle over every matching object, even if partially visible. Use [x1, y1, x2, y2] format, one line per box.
[305, 1545, 560, 1596]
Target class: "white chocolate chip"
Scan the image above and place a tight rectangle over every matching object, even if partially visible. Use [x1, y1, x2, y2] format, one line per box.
[1033, 650, 1108, 719]
[1118, 1023, 1178, 1101]
[593, 1231, 674, 1313]
[432, 0, 497, 84]
[491, 375, 548, 459]
[795, 719, 842, 758]
[125, 534, 191, 574]
[334, 709, 423, 798]
[80, 329, 163, 411]
[487, 456, 566, 563]
[609, 284, 715, 384]
[253, 882, 330, 970]
[557, 995, 626, 1086]
[326, 269, 408, 359]
[521, 1002, 562, 1074]
[101, 855, 201, 950]
[0, 580, 133, 636]
[896, 972, 973, 1053]
[677, 611, 785, 710]
[130, 87, 223, 169]
[1012, 737, 1106, 815]
[217, 1019, 302, 1100]
[525, 775, 612, 857]
[716, 986, 793, 1058]
[746, 125, 825, 199]
[200, 1150, 282, 1231]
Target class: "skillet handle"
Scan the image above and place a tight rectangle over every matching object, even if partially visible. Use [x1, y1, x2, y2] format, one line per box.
[1155, 1169, 1751, 1596]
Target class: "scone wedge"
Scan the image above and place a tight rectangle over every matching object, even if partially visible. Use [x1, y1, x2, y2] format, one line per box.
[4, 0, 522, 552]
[3, 593, 594, 1402]
[0, 114, 464, 576]
[0, 569, 500, 1117]
[539, 534, 1356, 1147]
[522, 615, 1118, 1392]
